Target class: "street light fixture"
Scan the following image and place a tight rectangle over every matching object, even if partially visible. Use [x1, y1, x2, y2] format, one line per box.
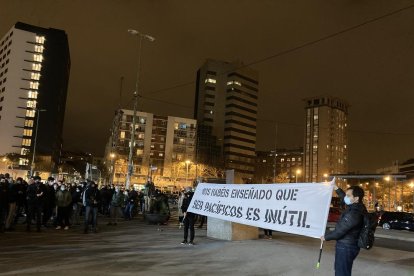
[109, 153, 116, 185]
[30, 108, 46, 176]
[125, 28, 155, 190]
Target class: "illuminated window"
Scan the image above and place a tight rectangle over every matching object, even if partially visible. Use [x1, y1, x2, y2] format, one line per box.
[281, 158, 285, 162]
[20, 148, 29, 156]
[22, 139, 31, 146]
[292, 158, 295, 162]
[34, 45, 44, 53]
[205, 78, 216, 84]
[26, 109, 35, 117]
[24, 120, 34, 127]
[138, 133, 144, 139]
[27, 100, 37, 108]
[262, 159, 266, 163]
[23, 129, 33, 136]
[120, 131, 125, 139]
[31, 72, 40, 80]
[32, 63, 42, 71]
[29, 82, 39, 89]
[35, 36, 45, 44]
[28, 91, 38, 99]
[19, 158, 29, 165]
[179, 138, 185, 144]
[136, 149, 143, 155]
[174, 123, 179, 130]
[226, 80, 241, 86]
[151, 144, 155, 149]
[158, 153, 163, 157]
[33, 54, 43, 62]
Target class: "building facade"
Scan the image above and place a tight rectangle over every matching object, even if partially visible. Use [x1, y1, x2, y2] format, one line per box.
[255, 148, 304, 183]
[303, 96, 349, 182]
[0, 22, 70, 172]
[194, 59, 259, 183]
[105, 109, 197, 189]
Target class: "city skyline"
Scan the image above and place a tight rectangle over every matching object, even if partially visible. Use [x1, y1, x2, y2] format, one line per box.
[1, 1, 414, 172]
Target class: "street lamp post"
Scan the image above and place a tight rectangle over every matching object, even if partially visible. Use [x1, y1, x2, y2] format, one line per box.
[409, 182, 414, 213]
[125, 29, 155, 190]
[109, 153, 115, 186]
[185, 160, 191, 187]
[30, 109, 46, 176]
[384, 176, 391, 211]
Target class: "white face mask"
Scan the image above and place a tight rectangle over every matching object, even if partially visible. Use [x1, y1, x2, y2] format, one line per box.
[61, 187, 66, 191]
[115, 188, 120, 193]
[76, 189, 80, 192]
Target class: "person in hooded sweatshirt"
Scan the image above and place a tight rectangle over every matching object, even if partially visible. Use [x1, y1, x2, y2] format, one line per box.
[55, 183, 72, 230]
[322, 184, 366, 276]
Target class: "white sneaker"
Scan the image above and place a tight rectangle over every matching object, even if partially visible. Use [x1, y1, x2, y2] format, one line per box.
[55, 226, 61, 230]
[64, 226, 69, 230]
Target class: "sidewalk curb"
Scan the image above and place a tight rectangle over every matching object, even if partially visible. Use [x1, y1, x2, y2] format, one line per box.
[375, 234, 414, 242]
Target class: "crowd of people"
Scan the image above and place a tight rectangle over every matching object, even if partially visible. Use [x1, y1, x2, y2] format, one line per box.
[0, 173, 147, 234]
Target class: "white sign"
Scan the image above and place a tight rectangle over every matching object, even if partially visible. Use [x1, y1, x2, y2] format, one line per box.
[188, 180, 335, 239]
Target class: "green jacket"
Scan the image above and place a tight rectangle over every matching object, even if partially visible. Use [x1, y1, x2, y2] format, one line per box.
[111, 191, 125, 207]
[55, 190, 72, 207]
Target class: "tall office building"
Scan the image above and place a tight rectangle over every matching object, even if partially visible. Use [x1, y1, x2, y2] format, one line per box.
[303, 96, 349, 182]
[0, 22, 70, 172]
[194, 59, 259, 183]
[105, 109, 197, 188]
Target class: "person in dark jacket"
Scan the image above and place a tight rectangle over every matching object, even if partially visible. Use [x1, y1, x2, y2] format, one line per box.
[124, 188, 138, 220]
[0, 175, 9, 233]
[55, 184, 72, 230]
[322, 184, 366, 276]
[71, 185, 82, 225]
[42, 177, 56, 227]
[13, 177, 26, 224]
[180, 189, 195, 245]
[5, 177, 18, 231]
[108, 186, 125, 225]
[83, 181, 100, 233]
[26, 176, 47, 232]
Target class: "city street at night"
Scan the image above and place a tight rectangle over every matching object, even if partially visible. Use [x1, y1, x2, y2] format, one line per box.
[0, 216, 413, 276]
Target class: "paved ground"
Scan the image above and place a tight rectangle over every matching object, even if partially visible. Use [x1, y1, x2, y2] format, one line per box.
[0, 215, 413, 276]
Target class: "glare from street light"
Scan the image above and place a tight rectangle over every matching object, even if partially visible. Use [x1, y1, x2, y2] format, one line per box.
[185, 160, 191, 165]
[384, 176, 391, 182]
[296, 169, 302, 175]
[110, 153, 115, 159]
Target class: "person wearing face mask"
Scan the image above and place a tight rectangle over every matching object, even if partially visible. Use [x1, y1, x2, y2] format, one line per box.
[180, 188, 195, 245]
[55, 184, 72, 230]
[71, 185, 83, 225]
[321, 184, 366, 276]
[108, 186, 125, 226]
[83, 181, 100, 233]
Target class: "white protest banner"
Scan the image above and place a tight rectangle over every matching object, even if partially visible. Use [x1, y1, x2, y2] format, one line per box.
[188, 179, 335, 239]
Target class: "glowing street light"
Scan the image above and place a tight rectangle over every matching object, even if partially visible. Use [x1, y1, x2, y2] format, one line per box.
[295, 169, 302, 183]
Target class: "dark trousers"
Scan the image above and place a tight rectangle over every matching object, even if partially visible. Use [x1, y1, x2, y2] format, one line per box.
[124, 203, 134, 220]
[84, 206, 98, 231]
[198, 215, 206, 227]
[0, 205, 7, 232]
[183, 213, 195, 242]
[42, 205, 55, 226]
[264, 229, 273, 236]
[57, 206, 70, 227]
[27, 204, 42, 231]
[334, 242, 360, 276]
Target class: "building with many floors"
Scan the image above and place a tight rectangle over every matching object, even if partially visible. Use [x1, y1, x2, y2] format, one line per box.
[0, 22, 70, 173]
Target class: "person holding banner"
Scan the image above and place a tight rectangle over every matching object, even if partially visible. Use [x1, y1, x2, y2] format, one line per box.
[321, 184, 366, 276]
[180, 188, 195, 245]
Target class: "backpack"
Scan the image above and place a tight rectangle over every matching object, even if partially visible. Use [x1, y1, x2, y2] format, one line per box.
[358, 212, 378, 250]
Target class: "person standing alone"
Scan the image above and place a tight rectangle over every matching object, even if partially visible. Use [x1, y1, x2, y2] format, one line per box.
[180, 189, 195, 245]
[321, 184, 366, 276]
[55, 184, 72, 230]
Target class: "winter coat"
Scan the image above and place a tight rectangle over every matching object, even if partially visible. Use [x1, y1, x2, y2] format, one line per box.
[55, 190, 72, 207]
[325, 188, 365, 246]
[111, 192, 125, 207]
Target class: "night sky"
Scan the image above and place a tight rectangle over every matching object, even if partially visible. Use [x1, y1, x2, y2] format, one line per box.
[1, 0, 414, 172]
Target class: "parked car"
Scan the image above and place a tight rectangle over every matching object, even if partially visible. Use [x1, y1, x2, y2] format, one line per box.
[328, 207, 342, 222]
[378, 211, 414, 231]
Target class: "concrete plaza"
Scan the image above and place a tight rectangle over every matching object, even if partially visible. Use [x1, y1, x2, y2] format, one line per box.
[0, 217, 413, 276]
